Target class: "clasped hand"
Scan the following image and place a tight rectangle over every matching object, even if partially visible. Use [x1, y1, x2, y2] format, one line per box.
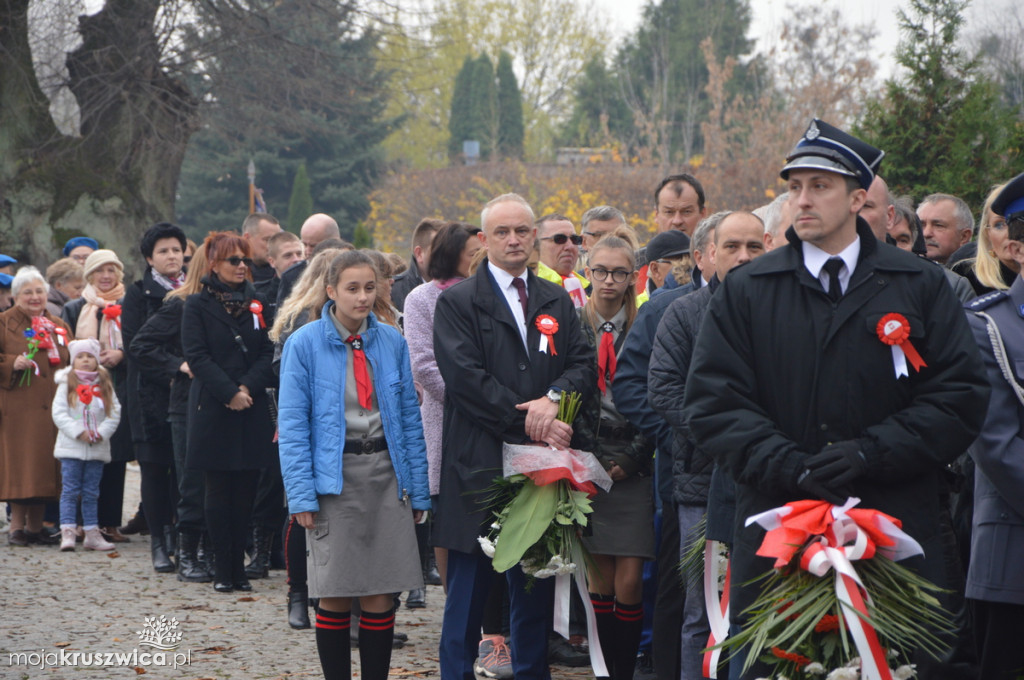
[515, 396, 572, 449]
[796, 440, 868, 505]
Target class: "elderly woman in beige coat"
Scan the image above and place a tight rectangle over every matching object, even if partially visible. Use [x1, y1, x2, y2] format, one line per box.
[0, 266, 72, 545]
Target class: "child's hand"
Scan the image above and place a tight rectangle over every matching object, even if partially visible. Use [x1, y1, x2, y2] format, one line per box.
[91, 434, 103, 443]
[76, 432, 92, 443]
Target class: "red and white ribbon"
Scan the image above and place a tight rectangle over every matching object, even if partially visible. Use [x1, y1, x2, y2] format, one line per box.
[250, 300, 266, 330]
[554, 547, 608, 677]
[746, 498, 924, 680]
[876, 313, 926, 378]
[563, 275, 587, 309]
[535, 315, 559, 355]
[702, 540, 731, 678]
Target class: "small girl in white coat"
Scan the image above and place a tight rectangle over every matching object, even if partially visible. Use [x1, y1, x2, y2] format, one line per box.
[52, 338, 121, 551]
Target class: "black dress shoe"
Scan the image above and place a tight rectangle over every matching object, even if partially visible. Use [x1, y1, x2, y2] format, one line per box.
[214, 582, 234, 593]
[288, 591, 311, 629]
[405, 588, 426, 609]
[25, 530, 60, 546]
[233, 579, 253, 592]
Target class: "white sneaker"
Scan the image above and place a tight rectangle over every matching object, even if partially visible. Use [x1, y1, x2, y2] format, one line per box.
[83, 527, 114, 551]
[60, 527, 77, 552]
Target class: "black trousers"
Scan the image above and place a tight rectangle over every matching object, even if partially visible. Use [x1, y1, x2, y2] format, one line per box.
[250, 458, 286, 528]
[139, 460, 177, 536]
[972, 598, 1024, 680]
[97, 460, 126, 527]
[204, 469, 260, 582]
[652, 499, 682, 680]
[171, 417, 205, 531]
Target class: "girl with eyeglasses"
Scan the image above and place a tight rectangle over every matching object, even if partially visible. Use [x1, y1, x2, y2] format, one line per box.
[181, 231, 276, 593]
[577, 232, 656, 680]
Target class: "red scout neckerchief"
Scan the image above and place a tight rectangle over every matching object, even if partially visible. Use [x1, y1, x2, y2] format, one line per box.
[249, 300, 266, 329]
[597, 321, 617, 394]
[876, 313, 926, 378]
[345, 335, 373, 409]
[536, 315, 559, 355]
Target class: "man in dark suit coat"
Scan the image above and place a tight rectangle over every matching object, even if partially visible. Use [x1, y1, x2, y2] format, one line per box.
[964, 172, 1024, 680]
[684, 120, 989, 679]
[433, 193, 595, 680]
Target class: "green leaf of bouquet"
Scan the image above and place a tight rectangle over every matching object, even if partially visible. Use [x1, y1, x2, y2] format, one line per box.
[492, 482, 558, 572]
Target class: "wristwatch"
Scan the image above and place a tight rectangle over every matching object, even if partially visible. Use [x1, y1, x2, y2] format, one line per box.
[546, 389, 562, 403]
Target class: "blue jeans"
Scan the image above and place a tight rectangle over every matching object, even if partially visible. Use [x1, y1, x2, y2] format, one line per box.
[59, 458, 105, 527]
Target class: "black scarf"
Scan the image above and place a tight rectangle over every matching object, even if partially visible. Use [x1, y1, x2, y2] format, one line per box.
[201, 274, 254, 318]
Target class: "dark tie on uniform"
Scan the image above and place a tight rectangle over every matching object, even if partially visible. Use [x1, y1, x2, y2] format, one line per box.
[511, 277, 528, 319]
[824, 257, 844, 303]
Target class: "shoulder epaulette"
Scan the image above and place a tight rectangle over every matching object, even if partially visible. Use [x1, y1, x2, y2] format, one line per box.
[965, 290, 1008, 311]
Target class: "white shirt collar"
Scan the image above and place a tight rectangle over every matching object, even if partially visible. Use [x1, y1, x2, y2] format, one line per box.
[803, 238, 860, 278]
[487, 261, 527, 292]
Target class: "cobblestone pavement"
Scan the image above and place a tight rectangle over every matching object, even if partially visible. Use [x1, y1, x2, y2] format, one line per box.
[0, 465, 595, 679]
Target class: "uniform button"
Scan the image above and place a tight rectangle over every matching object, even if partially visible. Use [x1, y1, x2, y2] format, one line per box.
[518, 363, 526, 371]
[820, 424, 828, 431]
[1001, 512, 1010, 520]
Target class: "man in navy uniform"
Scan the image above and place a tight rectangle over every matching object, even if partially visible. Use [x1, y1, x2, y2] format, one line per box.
[683, 119, 989, 679]
[964, 171, 1024, 680]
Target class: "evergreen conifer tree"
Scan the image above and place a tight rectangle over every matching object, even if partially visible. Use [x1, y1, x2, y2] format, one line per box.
[496, 51, 525, 159]
[287, 163, 314, 232]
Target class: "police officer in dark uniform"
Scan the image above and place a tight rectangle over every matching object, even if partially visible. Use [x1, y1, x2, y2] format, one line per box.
[964, 171, 1024, 680]
[683, 119, 990, 679]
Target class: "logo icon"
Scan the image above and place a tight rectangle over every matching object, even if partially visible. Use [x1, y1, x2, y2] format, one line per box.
[805, 120, 820, 141]
[136, 616, 183, 651]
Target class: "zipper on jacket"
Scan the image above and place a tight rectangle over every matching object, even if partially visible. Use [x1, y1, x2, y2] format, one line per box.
[402, 488, 409, 504]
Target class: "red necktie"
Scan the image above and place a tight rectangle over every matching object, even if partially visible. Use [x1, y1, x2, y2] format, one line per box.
[597, 322, 617, 394]
[345, 335, 373, 410]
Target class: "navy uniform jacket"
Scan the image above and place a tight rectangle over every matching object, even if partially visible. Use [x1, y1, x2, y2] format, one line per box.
[966, 277, 1024, 605]
[684, 219, 989, 622]
[432, 261, 595, 554]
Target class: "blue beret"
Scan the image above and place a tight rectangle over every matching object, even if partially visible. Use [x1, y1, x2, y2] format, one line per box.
[62, 236, 99, 257]
[993, 171, 1024, 222]
[0, 254, 15, 266]
[780, 119, 885, 191]
[0, 273, 12, 287]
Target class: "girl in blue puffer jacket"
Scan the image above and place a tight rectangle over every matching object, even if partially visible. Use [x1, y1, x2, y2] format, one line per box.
[278, 249, 429, 680]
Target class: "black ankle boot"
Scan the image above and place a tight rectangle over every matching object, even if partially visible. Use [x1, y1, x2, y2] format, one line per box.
[177, 530, 212, 583]
[245, 526, 272, 579]
[164, 525, 176, 558]
[288, 591, 311, 629]
[150, 529, 175, 573]
[197, 532, 214, 578]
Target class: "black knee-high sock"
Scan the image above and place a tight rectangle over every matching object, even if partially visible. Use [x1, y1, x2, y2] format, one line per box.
[358, 608, 395, 680]
[590, 593, 616, 678]
[613, 601, 644, 680]
[315, 608, 351, 680]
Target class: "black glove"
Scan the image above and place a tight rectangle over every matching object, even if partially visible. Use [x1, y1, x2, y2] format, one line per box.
[796, 469, 848, 505]
[804, 440, 868, 487]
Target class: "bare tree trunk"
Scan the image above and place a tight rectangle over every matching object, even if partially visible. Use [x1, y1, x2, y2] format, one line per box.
[0, 0, 198, 273]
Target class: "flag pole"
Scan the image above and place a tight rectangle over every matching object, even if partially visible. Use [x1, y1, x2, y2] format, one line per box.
[247, 159, 256, 214]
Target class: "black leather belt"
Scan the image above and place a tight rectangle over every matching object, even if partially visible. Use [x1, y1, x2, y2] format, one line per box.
[343, 437, 387, 454]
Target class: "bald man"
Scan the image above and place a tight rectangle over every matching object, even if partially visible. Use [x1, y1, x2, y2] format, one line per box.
[300, 213, 341, 259]
[859, 176, 895, 242]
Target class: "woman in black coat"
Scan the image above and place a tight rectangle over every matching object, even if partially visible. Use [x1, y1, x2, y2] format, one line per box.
[182, 232, 275, 592]
[122, 222, 188, 573]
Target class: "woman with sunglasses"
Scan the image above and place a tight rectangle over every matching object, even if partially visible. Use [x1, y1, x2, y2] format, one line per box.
[182, 232, 276, 592]
[576, 231, 656, 680]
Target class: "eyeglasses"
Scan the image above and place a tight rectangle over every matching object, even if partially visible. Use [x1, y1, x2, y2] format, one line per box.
[223, 256, 253, 267]
[541, 233, 583, 246]
[590, 267, 631, 283]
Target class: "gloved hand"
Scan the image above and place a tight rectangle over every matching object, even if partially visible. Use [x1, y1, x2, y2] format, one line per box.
[803, 440, 868, 487]
[796, 469, 848, 505]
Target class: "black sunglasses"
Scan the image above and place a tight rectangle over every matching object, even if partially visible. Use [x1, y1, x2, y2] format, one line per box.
[223, 256, 253, 267]
[541, 233, 583, 246]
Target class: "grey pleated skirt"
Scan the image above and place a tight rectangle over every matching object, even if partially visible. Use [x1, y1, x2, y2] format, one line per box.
[582, 474, 656, 560]
[306, 450, 424, 598]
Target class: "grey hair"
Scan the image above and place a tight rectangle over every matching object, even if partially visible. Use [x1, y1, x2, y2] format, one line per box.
[752, 193, 790, 240]
[919, 193, 974, 233]
[892, 195, 919, 241]
[693, 211, 732, 252]
[481, 193, 535, 229]
[581, 205, 626, 230]
[11, 266, 48, 297]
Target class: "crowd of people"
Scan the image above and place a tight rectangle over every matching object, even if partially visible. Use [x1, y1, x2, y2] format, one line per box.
[2, 117, 1024, 680]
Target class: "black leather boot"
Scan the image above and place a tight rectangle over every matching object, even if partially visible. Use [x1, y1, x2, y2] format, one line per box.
[150, 529, 175, 573]
[165, 525, 176, 558]
[177, 530, 212, 583]
[197, 532, 214, 578]
[245, 526, 272, 579]
[288, 590, 311, 629]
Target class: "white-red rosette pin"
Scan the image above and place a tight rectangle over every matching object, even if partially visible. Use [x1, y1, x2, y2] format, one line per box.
[876, 312, 926, 378]
[249, 300, 266, 330]
[535, 314, 559, 355]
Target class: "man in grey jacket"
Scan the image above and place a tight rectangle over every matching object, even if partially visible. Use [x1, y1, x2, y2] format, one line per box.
[648, 211, 766, 679]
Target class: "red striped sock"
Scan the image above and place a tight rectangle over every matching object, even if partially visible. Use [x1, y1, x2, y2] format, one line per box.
[315, 608, 351, 679]
[614, 601, 644, 680]
[359, 607, 395, 680]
